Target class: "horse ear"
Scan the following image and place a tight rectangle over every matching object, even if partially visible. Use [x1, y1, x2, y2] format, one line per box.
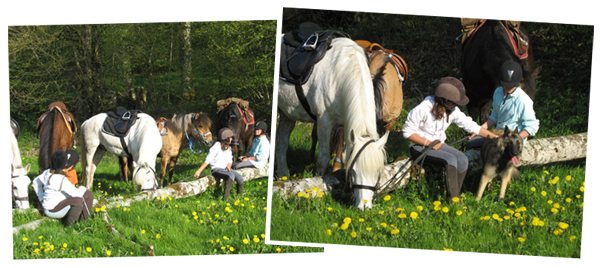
[11, 164, 14, 173]
[350, 129, 356, 144]
[25, 163, 31, 173]
[375, 131, 390, 148]
[195, 113, 199, 120]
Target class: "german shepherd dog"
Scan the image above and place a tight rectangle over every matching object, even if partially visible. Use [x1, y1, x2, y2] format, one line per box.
[476, 126, 523, 201]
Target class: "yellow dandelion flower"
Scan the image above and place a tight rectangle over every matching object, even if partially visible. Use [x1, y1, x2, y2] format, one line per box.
[539, 221, 545, 226]
[380, 222, 388, 228]
[378, 210, 385, 215]
[141, 230, 146, 234]
[351, 232, 357, 238]
[551, 208, 558, 214]
[391, 229, 399, 235]
[530, 187, 536, 192]
[396, 208, 405, 212]
[442, 207, 449, 213]
[253, 237, 260, 243]
[343, 217, 352, 224]
[576, 195, 581, 199]
[317, 192, 324, 198]
[443, 247, 453, 251]
[363, 199, 368, 204]
[566, 198, 572, 203]
[566, 175, 572, 181]
[276, 248, 281, 252]
[383, 195, 391, 201]
[281, 176, 287, 181]
[518, 237, 525, 243]
[456, 211, 463, 216]
[553, 229, 563, 235]
[359, 218, 365, 222]
[106, 250, 112, 256]
[580, 186, 584, 192]
[366, 227, 372, 231]
[570, 236, 577, 242]
[541, 191, 547, 196]
[452, 197, 460, 203]
[62, 243, 67, 248]
[553, 203, 560, 208]
[398, 213, 407, 219]
[417, 206, 423, 211]
[243, 239, 249, 244]
[556, 189, 562, 195]
[433, 201, 441, 206]
[410, 212, 418, 220]
[434, 205, 441, 211]
[492, 214, 499, 220]
[558, 222, 569, 229]
[341, 223, 349, 230]
[543, 170, 549, 175]
[509, 201, 515, 206]
[297, 192, 303, 197]
[548, 200, 553, 204]
[22, 237, 28, 242]
[484, 216, 491, 220]
[504, 216, 510, 220]
[33, 242, 38, 246]
[326, 229, 332, 235]
[156, 234, 161, 239]
[327, 207, 333, 211]
[86, 247, 92, 252]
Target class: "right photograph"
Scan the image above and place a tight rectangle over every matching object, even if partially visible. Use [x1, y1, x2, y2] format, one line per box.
[270, 7, 591, 257]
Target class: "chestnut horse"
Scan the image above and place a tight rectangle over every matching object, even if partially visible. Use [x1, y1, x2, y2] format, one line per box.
[216, 102, 255, 159]
[36, 102, 77, 172]
[462, 20, 540, 123]
[309, 45, 406, 172]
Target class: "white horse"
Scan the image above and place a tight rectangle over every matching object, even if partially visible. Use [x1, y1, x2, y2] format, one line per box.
[10, 129, 31, 209]
[80, 112, 162, 192]
[277, 37, 389, 210]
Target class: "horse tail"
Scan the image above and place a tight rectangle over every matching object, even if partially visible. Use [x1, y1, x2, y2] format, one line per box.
[38, 109, 55, 171]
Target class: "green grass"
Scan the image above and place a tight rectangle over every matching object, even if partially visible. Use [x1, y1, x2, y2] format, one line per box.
[270, 91, 586, 257]
[12, 130, 323, 257]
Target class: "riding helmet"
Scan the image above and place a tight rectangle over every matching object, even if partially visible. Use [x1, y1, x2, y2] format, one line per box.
[435, 77, 469, 106]
[218, 128, 234, 141]
[255, 121, 268, 131]
[66, 149, 80, 167]
[499, 61, 522, 88]
[51, 150, 68, 172]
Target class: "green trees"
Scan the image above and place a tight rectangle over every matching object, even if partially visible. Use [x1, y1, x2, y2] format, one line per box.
[9, 20, 276, 130]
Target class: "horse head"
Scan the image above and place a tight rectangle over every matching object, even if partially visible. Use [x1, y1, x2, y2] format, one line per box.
[11, 163, 31, 209]
[133, 162, 158, 192]
[343, 130, 389, 211]
[190, 112, 214, 147]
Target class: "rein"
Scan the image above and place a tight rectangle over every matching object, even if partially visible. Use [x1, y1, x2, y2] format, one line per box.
[347, 139, 379, 192]
[373, 135, 470, 201]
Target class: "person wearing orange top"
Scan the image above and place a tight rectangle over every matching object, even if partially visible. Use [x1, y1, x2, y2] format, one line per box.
[65, 149, 80, 185]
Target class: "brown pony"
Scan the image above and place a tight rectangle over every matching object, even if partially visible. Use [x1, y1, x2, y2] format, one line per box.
[36, 102, 77, 172]
[119, 112, 213, 187]
[310, 44, 406, 172]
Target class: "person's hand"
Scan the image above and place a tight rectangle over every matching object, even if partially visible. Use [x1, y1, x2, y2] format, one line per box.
[468, 132, 477, 139]
[431, 140, 443, 150]
[193, 169, 202, 178]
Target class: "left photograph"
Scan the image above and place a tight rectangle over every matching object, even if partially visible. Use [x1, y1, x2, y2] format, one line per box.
[9, 20, 322, 257]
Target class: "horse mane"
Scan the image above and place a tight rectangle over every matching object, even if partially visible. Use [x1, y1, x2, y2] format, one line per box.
[371, 54, 392, 134]
[10, 131, 22, 167]
[333, 39, 386, 180]
[38, 109, 55, 171]
[169, 113, 191, 133]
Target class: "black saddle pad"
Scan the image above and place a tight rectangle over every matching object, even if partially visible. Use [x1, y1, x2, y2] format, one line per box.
[101, 107, 141, 137]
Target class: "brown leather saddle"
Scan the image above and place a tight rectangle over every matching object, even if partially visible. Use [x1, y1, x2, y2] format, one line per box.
[36, 101, 77, 137]
[461, 19, 529, 59]
[280, 22, 351, 120]
[354, 40, 409, 82]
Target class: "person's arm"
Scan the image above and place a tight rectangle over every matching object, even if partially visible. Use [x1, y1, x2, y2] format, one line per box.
[406, 133, 442, 150]
[194, 162, 209, 178]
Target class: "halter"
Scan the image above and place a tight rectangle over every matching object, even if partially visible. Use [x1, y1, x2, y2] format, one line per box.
[346, 138, 380, 193]
[184, 114, 211, 154]
[133, 165, 159, 191]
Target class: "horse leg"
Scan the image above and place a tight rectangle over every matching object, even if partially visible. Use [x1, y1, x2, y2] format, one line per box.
[275, 113, 296, 178]
[159, 156, 170, 187]
[309, 125, 318, 162]
[118, 157, 129, 182]
[330, 126, 344, 172]
[315, 120, 332, 176]
[168, 156, 178, 185]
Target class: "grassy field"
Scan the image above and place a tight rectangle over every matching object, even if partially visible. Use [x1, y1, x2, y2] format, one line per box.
[270, 96, 586, 257]
[12, 131, 323, 258]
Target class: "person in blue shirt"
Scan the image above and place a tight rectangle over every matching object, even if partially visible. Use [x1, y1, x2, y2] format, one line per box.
[234, 121, 270, 170]
[467, 61, 539, 148]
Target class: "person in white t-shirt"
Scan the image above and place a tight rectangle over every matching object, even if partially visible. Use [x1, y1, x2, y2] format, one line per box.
[194, 127, 244, 200]
[32, 150, 94, 227]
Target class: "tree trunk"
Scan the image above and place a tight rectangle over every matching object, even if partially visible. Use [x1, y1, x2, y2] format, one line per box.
[273, 133, 588, 198]
[182, 22, 193, 101]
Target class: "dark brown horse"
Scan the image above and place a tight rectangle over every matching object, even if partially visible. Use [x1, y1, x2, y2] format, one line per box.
[216, 100, 255, 159]
[462, 19, 541, 124]
[36, 102, 77, 172]
[310, 45, 406, 172]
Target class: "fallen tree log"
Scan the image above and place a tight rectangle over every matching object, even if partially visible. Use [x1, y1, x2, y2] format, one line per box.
[274, 133, 587, 198]
[12, 165, 269, 233]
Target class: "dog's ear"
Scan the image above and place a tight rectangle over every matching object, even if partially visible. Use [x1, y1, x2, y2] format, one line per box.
[504, 125, 510, 136]
[513, 126, 519, 134]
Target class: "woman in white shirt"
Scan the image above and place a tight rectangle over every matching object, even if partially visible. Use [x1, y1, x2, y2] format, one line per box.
[194, 127, 244, 200]
[402, 77, 498, 203]
[234, 121, 270, 170]
[32, 150, 94, 227]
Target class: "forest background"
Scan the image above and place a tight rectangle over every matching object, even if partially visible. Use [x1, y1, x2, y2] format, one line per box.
[9, 20, 277, 131]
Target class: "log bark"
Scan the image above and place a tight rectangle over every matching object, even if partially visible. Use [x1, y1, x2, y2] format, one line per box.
[13, 218, 57, 234]
[274, 133, 587, 198]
